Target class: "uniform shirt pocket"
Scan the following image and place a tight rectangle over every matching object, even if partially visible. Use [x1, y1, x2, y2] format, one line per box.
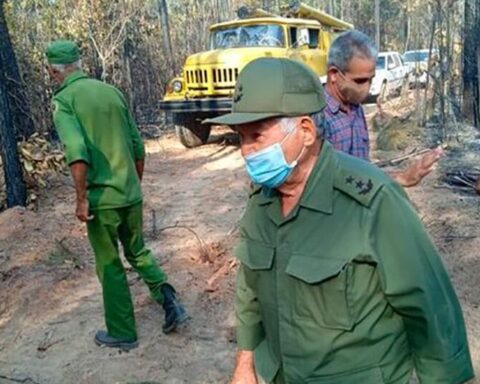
[286, 254, 354, 331]
[234, 238, 275, 270]
[234, 238, 276, 307]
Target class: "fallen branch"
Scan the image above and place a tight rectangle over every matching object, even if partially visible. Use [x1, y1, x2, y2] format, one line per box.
[155, 224, 210, 262]
[374, 148, 430, 168]
[206, 258, 238, 292]
[451, 176, 475, 188]
[37, 338, 64, 353]
[47, 319, 69, 326]
[443, 170, 479, 191]
[37, 330, 53, 352]
[0, 374, 41, 384]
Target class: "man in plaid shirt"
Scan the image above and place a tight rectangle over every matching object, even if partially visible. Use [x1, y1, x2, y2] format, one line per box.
[324, 30, 443, 187]
[324, 90, 370, 160]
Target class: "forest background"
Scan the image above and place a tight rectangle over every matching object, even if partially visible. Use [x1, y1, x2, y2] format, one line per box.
[0, 0, 479, 207]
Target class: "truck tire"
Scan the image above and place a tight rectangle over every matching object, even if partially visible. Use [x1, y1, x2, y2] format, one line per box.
[175, 125, 211, 148]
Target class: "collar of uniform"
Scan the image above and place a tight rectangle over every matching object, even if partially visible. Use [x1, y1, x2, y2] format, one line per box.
[256, 186, 278, 206]
[54, 70, 87, 95]
[298, 140, 335, 214]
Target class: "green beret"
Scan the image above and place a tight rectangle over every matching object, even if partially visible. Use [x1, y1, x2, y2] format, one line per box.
[46, 40, 80, 64]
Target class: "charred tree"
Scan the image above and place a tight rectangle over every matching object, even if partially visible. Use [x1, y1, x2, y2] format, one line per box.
[463, 0, 480, 127]
[0, 44, 27, 207]
[157, 0, 174, 75]
[0, 0, 35, 139]
[374, 0, 380, 49]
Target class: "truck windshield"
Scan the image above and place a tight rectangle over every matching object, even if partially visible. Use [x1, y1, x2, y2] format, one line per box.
[210, 24, 285, 49]
[404, 51, 429, 62]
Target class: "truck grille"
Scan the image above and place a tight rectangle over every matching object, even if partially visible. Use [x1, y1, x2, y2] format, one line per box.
[185, 67, 240, 91]
[212, 68, 239, 84]
[186, 69, 209, 85]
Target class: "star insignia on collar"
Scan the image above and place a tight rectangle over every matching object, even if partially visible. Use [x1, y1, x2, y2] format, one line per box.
[355, 180, 364, 189]
[358, 179, 373, 195]
[345, 176, 354, 184]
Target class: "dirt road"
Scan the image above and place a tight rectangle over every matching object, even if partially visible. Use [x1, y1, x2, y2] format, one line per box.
[0, 123, 479, 383]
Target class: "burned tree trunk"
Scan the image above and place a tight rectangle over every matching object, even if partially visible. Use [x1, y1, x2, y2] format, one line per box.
[0, 0, 35, 139]
[216, 0, 230, 22]
[463, 0, 480, 127]
[0, 45, 27, 207]
[374, 0, 380, 49]
[157, 0, 174, 75]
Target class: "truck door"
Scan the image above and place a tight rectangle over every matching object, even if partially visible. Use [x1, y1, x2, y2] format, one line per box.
[287, 27, 327, 77]
[392, 54, 403, 88]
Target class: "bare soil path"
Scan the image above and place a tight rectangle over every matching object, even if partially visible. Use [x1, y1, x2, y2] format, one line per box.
[0, 114, 478, 383]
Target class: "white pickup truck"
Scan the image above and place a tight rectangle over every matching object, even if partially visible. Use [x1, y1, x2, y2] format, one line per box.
[369, 51, 409, 100]
[403, 49, 439, 86]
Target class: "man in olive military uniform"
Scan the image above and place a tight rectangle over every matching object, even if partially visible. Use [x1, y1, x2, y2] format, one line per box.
[46, 40, 188, 350]
[204, 58, 474, 383]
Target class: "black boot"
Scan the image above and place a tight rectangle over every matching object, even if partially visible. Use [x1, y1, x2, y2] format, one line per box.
[161, 283, 189, 334]
[94, 330, 138, 351]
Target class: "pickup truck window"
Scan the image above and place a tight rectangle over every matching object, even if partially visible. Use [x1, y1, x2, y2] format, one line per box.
[210, 24, 285, 49]
[393, 54, 401, 67]
[376, 56, 386, 69]
[387, 55, 395, 68]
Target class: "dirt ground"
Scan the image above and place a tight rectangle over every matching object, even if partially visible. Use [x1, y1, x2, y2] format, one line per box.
[0, 99, 479, 383]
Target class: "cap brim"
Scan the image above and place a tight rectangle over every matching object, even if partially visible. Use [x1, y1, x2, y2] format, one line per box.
[202, 112, 282, 126]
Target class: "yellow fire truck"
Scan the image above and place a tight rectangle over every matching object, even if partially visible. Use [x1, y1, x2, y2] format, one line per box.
[159, 2, 353, 147]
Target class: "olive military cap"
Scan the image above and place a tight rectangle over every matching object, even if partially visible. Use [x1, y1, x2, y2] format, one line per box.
[203, 57, 326, 126]
[46, 40, 81, 64]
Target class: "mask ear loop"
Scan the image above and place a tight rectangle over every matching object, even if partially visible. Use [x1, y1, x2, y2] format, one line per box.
[281, 125, 306, 168]
[290, 144, 306, 168]
[279, 126, 296, 146]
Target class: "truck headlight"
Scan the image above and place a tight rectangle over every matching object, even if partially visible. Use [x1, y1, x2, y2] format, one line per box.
[173, 80, 183, 92]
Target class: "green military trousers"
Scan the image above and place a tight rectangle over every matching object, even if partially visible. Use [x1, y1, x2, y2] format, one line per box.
[87, 202, 167, 341]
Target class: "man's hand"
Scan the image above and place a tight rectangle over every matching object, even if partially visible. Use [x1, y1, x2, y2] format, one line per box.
[135, 159, 145, 182]
[392, 147, 444, 187]
[231, 350, 258, 384]
[76, 198, 94, 222]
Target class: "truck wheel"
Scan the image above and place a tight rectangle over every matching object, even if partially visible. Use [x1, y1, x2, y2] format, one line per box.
[175, 125, 211, 148]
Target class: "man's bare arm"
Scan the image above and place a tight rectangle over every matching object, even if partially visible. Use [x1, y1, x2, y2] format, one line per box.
[231, 350, 257, 384]
[70, 161, 93, 222]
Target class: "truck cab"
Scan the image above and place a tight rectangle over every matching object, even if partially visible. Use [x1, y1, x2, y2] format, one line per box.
[159, 3, 353, 147]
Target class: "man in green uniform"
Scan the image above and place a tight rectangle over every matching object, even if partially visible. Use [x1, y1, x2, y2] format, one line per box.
[46, 40, 188, 350]
[204, 58, 474, 383]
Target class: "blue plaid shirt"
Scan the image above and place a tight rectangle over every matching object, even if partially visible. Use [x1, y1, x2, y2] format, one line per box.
[324, 88, 370, 160]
